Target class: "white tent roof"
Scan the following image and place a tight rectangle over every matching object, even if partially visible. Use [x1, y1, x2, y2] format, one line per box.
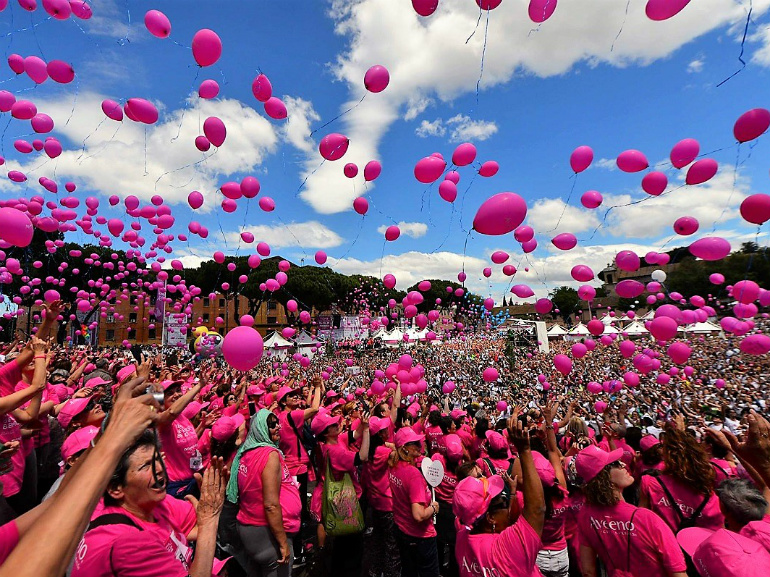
[547, 324, 567, 336]
[294, 329, 319, 346]
[383, 328, 404, 342]
[640, 310, 655, 320]
[602, 324, 620, 334]
[568, 323, 591, 335]
[623, 321, 649, 335]
[599, 313, 616, 325]
[263, 331, 294, 349]
[406, 327, 428, 341]
[682, 321, 721, 334]
[370, 327, 388, 340]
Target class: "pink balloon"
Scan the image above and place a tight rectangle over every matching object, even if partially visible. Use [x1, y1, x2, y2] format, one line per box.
[264, 97, 287, 120]
[685, 159, 718, 185]
[528, 0, 558, 23]
[315, 251, 327, 265]
[740, 194, 770, 225]
[740, 334, 770, 355]
[222, 326, 264, 370]
[383, 274, 396, 289]
[733, 280, 760, 304]
[412, 0, 439, 16]
[578, 285, 596, 302]
[31, 113, 53, 133]
[24, 56, 48, 84]
[616, 149, 649, 173]
[615, 250, 640, 272]
[521, 239, 538, 254]
[619, 340, 635, 358]
[482, 367, 499, 382]
[319, 133, 349, 161]
[623, 372, 640, 388]
[198, 79, 219, 99]
[70, 1, 92, 19]
[689, 237, 731, 261]
[552, 233, 577, 251]
[452, 143, 477, 167]
[673, 216, 699, 236]
[101, 99, 123, 121]
[344, 163, 358, 178]
[479, 161, 499, 177]
[587, 319, 604, 336]
[535, 298, 552, 314]
[670, 138, 699, 168]
[645, 0, 691, 21]
[616, 280, 645, 298]
[473, 192, 528, 235]
[641, 171, 667, 196]
[571, 265, 594, 282]
[570, 145, 593, 173]
[649, 316, 677, 341]
[46, 60, 74, 83]
[192, 29, 222, 67]
[580, 190, 602, 209]
[7, 54, 24, 74]
[414, 156, 446, 183]
[353, 197, 368, 215]
[483, 267, 492, 278]
[251, 74, 273, 102]
[733, 108, 770, 143]
[124, 98, 158, 124]
[364, 65, 389, 93]
[144, 9, 171, 38]
[363, 160, 382, 181]
[477, 0, 502, 9]
[0, 207, 33, 247]
[258, 197, 275, 212]
[43, 139, 62, 158]
[203, 116, 226, 147]
[502, 265, 516, 276]
[384, 225, 400, 241]
[491, 250, 509, 264]
[709, 273, 725, 285]
[514, 225, 534, 243]
[195, 136, 211, 151]
[438, 180, 457, 203]
[553, 354, 572, 375]
[256, 242, 271, 257]
[511, 285, 534, 298]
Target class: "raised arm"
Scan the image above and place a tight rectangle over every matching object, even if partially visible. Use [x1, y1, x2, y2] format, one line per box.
[508, 409, 546, 536]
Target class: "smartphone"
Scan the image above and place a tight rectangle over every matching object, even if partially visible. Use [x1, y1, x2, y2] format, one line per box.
[130, 344, 143, 364]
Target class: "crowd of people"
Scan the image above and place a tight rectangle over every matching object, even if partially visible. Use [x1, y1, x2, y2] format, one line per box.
[1, 300, 770, 577]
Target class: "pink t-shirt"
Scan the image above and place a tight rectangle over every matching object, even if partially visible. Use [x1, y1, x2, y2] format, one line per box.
[236, 446, 302, 533]
[517, 491, 568, 550]
[72, 496, 196, 577]
[0, 360, 21, 397]
[455, 516, 542, 577]
[278, 409, 310, 476]
[639, 473, 724, 533]
[431, 453, 458, 504]
[362, 445, 393, 512]
[710, 458, 738, 484]
[477, 456, 513, 478]
[578, 501, 686, 577]
[197, 429, 212, 469]
[158, 414, 202, 481]
[0, 412, 23, 497]
[0, 520, 19, 564]
[425, 425, 442, 452]
[389, 460, 436, 538]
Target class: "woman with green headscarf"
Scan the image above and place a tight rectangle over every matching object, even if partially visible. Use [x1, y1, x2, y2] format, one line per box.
[227, 408, 302, 577]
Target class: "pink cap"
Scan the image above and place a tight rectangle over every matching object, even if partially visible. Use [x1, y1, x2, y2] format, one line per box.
[407, 402, 420, 417]
[231, 413, 245, 429]
[161, 379, 184, 392]
[445, 433, 463, 460]
[212, 557, 232, 576]
[61, 425, 99, 461]
[485, 430, 509, 453]
[87, 377, 111, 388]
[311, 413, 341, 436]
[450, 409, 467, 420]
[84, 363, 95, 373]
[532, 451, 557, 486]
[575, 445, 624, 483]
[369, 416, 391, 435]
[640, 435, 660, 452]
[116, 365, 136, 383]
[212, 416, 238, 442]
[57, 396, 93, 428]
[394, 427, 425, 448]
[325, 390, 339, 399]
[182, 401, 203, 420]
[51, 384, 69, 401]
[678, 528, 770, 576]
[453, 475, 505, 526]
[740, 520, 770, 553]
[277, 385, 296, 403]
[246, 385, 263, 396]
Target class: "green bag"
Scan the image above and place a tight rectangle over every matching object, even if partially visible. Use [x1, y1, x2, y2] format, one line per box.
[322, 455, 364, 536]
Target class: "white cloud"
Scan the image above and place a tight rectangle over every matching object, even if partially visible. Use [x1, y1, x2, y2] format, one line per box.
[750, 26, 770, 67]
[527, 198, 601, 235]
[404, 95, 434, 120]
[415, 118, 446, 138]
[602, 167, 750, 238]
[593, 158, 618, 171]
[377, 221, 428, 239]
[229, 221, 345, 249]
[445, 114, 498, 142]
[687, 58, 704, 73]
[281, 97, 321, 154]
[290, 0, 770, 214]
[0, 92, 279, 208]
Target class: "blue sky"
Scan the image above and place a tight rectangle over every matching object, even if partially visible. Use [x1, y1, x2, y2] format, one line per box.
[2, 0, 770, 303]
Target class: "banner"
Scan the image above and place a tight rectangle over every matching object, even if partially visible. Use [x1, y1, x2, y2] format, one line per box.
[164, 313, 188, 347]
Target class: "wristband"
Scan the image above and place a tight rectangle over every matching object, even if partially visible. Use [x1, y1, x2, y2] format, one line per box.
[34, 355, 47, 360]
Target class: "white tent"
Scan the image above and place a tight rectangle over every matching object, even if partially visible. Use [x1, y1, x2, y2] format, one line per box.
[263, 331, 294, 360]
[599, 313, 617, 325]
[565, 323, 591, 341]
[294, 329, 321, 359]
[681, 321, 722, 334]
[640, 310, 655, 320]
[405, 327, 428, 342]
[602, 324, 620, 335]
[382, 328, 404, 347]
[623, 321, 649, 336]
[547, 324, 567, 338]
[370, 327, 388, 340]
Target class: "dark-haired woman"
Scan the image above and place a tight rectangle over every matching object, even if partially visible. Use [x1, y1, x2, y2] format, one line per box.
[638, 425, 724, 533]
[575, 445, 686, 577]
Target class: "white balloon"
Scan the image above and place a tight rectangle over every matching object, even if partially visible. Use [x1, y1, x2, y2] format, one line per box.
[651, 269, 667, 282]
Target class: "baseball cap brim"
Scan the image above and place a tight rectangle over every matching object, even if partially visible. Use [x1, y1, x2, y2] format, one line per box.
[677, 527, 715, 557]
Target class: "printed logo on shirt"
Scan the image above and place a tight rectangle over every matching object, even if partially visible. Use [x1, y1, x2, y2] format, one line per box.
[460, 556, 504, 577]
[655, 495, 697, 517]
[589, 516, 636, 534]
[389, 472, 403, 488]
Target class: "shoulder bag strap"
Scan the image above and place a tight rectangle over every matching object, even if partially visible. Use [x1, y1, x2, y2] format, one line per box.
[626, 510, 637, 572]
[286, 410, 304, 457]
[654, 476, 686, 529]
[87, 513, 143, 532]
[483, 457, 496, 475]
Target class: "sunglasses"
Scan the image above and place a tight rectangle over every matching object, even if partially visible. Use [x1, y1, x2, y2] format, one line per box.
[609, 460, 626, 469]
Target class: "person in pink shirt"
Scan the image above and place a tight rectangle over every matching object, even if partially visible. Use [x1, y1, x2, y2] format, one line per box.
[635, 435, 665, 477]
[431, 432, 464, 577]
[362, 415, 400, 577]
[575, 445, 687, 577]
[638, 426, 724, 533]
[389, 426, 440, 577]
[477, 430, 514, 478]
[156, 378, 205, 498]
[452, 412, 545, 577]
[228, 408, 302, 577]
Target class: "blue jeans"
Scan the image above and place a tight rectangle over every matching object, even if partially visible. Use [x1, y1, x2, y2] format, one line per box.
[394, 527, 440, 577]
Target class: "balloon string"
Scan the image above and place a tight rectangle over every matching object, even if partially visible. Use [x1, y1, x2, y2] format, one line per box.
[309, 93, 366, 138]
[275, 214, 311, 260]
[76, 122, 123, 165]
[0, 116, 12, 156]
[458, 172, 478, 233]
[29, 12, 51, 60]
[295, 158, 327, 197]
[712, 145, 742, 232]
[430, 203, 455, 253]
[154, 148, 219, 193]
[76, 114, 116, 160]
[610, 0, 631, 52]
[63, 77, 80, 128]
[716, 0, 752, 88]
[331, 216, 365, 266]
[474, 9, 490, 107]
[466, 6, 483, 44]
[378, 238, 387, 278]
[171, 73, 202, 143]
[117, 0, 132, 46]
[143, 125, 148, 175]
[544, 173, 578, 234]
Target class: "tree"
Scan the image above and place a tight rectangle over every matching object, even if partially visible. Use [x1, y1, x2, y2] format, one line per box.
[549, 286, 580, 323]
